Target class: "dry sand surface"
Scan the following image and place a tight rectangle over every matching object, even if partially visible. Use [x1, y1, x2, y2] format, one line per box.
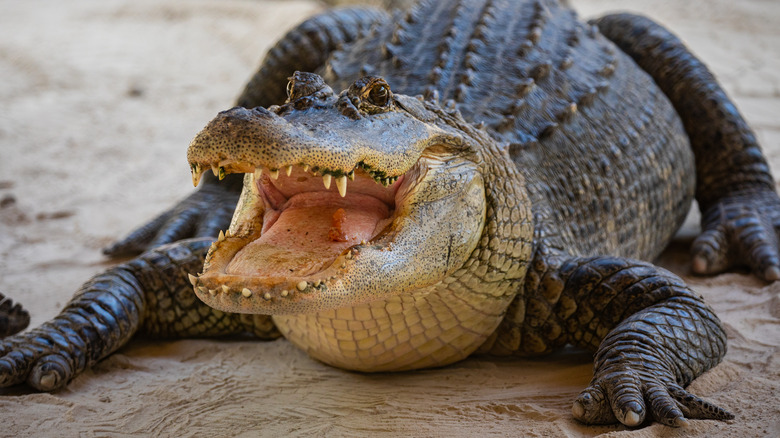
[1, 0, 779, 436]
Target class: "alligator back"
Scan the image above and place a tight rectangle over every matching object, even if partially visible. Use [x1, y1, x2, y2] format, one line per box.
[322, 0, 695, 260]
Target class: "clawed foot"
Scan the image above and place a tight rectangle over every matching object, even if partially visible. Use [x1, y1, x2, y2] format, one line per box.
[103, 173, 242, 257]
[0, 325, 87, 391]
[571, 365, 734, 427]
[692, 189, 780, 281]
[0, 292, 30, 339]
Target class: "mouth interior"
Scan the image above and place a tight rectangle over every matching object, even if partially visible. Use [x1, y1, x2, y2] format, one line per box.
[225, 166, 401, 279]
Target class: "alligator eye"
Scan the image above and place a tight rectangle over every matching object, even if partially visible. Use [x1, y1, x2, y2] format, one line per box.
[367, 82, 390, 107]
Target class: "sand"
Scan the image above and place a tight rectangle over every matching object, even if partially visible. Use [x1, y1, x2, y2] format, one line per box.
[0, 0, 778, 436]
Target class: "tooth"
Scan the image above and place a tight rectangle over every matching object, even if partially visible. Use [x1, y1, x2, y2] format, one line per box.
[211, 164, 219, 177]
[323, 174, 332, 189]
[188, 274, 198, 286]
[281, 289, 290, 297]
[225, 230, 231, 238]
[348, 170, 355, 180]
[218, 230, 225, 242]
[242, 288, 252, 297]
[314, 280, 321, 287]
[209, 289, 217, 296]
[296, 281, 307, 291]
[336, 175, 347, 197]
[190, 164, 203, 187]
[218, 166, 226, 180]
[285, 165, 293, 176]
[263, 292, 272, 301]
[221, 285, 230, 293]
[269, 169, 279, 180]
[198, 286, 209, 295]
[303, 164, 310, 172]
[345, 252, 353, 260]
[253, 168, 263, 181]
[360, 240, 367, 245]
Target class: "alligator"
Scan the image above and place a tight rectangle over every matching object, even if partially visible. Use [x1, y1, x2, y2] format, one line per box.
[3, 0, 779, 428]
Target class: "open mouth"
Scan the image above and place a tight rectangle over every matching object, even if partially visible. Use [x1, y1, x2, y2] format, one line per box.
[190, 155, 434, 314]
[228, 163, 405, 281]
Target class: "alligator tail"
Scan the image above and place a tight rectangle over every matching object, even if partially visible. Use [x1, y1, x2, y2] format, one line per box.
[0, 292, 30, 339]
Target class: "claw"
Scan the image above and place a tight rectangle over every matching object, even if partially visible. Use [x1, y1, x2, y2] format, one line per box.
[764, 266, 780, 281]
[623, 410, 641, 427]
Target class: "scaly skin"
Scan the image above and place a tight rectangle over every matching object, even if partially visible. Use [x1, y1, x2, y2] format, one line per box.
[0, 293, 29, 339]
[4, 0, 777, 428]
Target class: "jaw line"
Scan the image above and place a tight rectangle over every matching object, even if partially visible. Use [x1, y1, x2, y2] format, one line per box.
[191, 147, 485, 316]
[192, 161, 422, 315]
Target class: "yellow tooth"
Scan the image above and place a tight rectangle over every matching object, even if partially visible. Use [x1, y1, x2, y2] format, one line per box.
[323, 174, 332, 189]
[187, 274, 198, 286]
[269, 169, 279, 180]
[303, 164, 310, 172]
[211, 164, 219, 177]
[296, 281, 307, 291]
[253, 168, 263, 181]
[221, 285, 230, 293]
[335, 175, 348, 197]
[218, 230, 225, 242]
[285, 165, 293, 176]
[191, 164, 203, 187]
[263, 292, 272, 300]
[242, 288, 252, 297]
[281, 289, 290, 297]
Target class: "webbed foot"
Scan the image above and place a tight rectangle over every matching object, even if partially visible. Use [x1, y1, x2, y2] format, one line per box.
[692, 189, 780, 281]
[572, 363, 734, 427]
[103, 173, 241, 257]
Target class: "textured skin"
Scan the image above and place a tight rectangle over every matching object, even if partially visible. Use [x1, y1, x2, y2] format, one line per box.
[0, 293, 29, 339]
[0, 239, 278, 391]
[3, 0, 777, 428]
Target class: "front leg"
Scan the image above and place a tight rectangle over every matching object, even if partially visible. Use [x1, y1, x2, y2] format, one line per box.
[487, 252, 732, 426]
[0, 239, 278, 391]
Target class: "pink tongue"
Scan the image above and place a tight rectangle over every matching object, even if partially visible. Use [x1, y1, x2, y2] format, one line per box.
[226, 192, 390, 278]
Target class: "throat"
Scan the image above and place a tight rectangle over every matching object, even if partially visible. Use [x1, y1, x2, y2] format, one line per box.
[271, 281, 510, 372]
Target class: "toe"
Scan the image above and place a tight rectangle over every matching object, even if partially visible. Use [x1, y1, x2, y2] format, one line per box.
[604, 370, 647, 426]
[668, 385, 735, 421]
[691, 227, 730, 275]
[572, 384, 616, 425]
[645, 383, 687, 427]
[28, 353, 73, 392]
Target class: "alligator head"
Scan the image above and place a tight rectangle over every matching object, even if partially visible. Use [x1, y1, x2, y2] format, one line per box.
[187, 72, 533, 317]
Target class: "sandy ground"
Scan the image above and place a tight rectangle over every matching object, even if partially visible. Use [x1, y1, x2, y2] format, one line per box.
[0, 0, 778, 436]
